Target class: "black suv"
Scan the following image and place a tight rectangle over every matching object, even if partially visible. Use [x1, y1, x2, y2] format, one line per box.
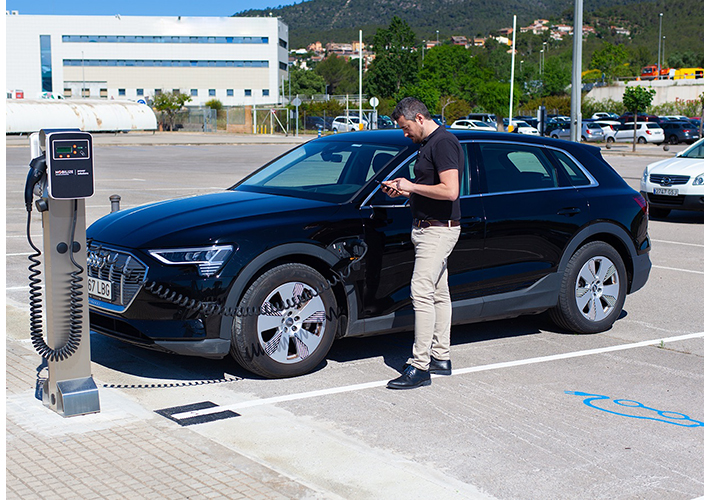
[87, 130, 652, 378]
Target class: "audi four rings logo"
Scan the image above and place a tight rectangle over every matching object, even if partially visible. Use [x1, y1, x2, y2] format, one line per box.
[87, 249, 119, 270]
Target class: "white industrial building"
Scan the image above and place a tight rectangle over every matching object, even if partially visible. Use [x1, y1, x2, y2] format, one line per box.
[5, 13, 289, 107]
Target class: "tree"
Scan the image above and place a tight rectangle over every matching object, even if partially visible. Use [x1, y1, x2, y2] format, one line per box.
[314, 54, 358, 94]
[622, 85, 656, 151]
[477, 81, 522, 131]
[204, 99, 223, 111]
[287, 66, 327, 96]
[419, 45, 476, 99]
[541, 57, 571, 96]
[589, 42, 629, 78]
[153, 92, 192, 131]
[364, 16, 419, 99]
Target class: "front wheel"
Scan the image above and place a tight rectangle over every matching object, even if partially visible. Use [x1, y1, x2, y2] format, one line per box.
[550, 241, 627, 334]
[230, 263, 339, 378]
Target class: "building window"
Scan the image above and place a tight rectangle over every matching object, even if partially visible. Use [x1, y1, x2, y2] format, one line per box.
[172, 89, 180, 95]
[245, 89, 252, 97]
[100, 88, 108, 98]
[40, 35, 52, 92]
[209, 89, 216, 96]
[154, 89, 162, 96]
[227, 89, 234, 97]
[63, 88, 72, 98]
[262, 89, 270, 97]
[137, 88, 144, 96]
[118, 88, 126, 96]
[82, 88, 90, 98]
[191, 89, 198, 97]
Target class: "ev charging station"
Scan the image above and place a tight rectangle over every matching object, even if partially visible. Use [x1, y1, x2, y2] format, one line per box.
[25, 129, 100, 417]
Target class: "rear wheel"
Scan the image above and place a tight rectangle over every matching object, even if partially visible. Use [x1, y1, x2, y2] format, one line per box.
[638, 137, 647, 144]
[550, 242, 627, 334]
[606, 137, 615, 144]
[668, 135, 679, 145]
[230, 263, 338, 378]
[552, 134, 559, 139]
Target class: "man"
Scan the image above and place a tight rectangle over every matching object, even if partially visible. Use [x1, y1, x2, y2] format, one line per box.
[382, 97, 463, 389]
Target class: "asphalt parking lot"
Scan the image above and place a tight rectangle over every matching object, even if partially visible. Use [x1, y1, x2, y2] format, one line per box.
[6, 133, 704, 499]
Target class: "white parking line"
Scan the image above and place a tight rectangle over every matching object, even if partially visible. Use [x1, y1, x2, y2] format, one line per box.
[653, 265, 704, 275]
[169, 332, 704, 421]
[653, 239, 704, 248]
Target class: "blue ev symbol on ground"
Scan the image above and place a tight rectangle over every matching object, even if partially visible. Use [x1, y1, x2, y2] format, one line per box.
[566, 391, 704, 428]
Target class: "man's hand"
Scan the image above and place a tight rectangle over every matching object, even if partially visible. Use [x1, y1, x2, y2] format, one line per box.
[381, 179, 410, 198]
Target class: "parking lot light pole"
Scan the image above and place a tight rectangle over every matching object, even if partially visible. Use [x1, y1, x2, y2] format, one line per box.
[657, 13, 663, 79]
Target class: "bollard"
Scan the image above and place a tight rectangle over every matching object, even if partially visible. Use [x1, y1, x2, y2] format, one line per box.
[110, 194, 121, 212]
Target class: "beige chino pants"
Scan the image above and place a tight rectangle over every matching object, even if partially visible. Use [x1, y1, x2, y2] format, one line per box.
[408, 225, 461, 371]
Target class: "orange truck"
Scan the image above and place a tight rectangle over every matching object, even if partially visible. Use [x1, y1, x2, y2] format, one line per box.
[640, 64, 671, 80]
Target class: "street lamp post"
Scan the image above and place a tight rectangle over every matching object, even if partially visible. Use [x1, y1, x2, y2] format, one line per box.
[657, 12, 663, 80]
[436, 30, 439, 44]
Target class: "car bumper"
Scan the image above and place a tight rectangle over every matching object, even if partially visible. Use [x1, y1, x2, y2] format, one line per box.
[641, 191, 704, 211]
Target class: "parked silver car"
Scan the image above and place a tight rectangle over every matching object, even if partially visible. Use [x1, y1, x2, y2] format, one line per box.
[549, 122, 604, 142]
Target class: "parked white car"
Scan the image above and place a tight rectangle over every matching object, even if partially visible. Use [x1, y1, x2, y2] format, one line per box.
[332, 115, 368, 133]
[640, 138, 704, 217]
[591, 112, 619, 120]
[607, 122, 665, 144]
[594, 120, 622, 138]
[450, 119, 497, 131]
[504, 119, 540, 135]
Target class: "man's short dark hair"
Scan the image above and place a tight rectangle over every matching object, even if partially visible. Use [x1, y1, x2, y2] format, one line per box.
[392, 97, 431, 122]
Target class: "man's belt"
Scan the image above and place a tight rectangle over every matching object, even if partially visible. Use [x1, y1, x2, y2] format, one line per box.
[413, 219, 460, 228]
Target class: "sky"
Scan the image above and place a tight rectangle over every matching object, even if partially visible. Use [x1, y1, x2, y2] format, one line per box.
[5, 0, 303, 17]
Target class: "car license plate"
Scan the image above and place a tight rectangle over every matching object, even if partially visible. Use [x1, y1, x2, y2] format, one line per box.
[88, 277, 112, 300]
[653, 187, 679, 196]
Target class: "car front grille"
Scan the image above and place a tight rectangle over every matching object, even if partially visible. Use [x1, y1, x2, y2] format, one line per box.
[87, 243, 148, 312]
[649, 174, 690, 186]
[648, 194, 686, 206]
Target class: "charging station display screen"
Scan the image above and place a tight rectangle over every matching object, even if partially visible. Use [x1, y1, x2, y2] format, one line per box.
[46, 132, 94, 199]
[52, 139, 90, 160]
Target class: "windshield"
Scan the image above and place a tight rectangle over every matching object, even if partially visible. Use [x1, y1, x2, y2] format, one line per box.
[233, 140, 409, 202]
[679, 139, 704, 159]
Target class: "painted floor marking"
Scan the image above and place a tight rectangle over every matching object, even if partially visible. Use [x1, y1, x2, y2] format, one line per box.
[652, 239, 703, 248]
[653, 265, 704, 275]
[169, 331, 704, 422]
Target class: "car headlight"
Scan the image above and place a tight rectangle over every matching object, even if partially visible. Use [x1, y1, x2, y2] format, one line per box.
[692, 173, 704, 186]
[149, 245, 234, 277]
[642, 167, 649, 183]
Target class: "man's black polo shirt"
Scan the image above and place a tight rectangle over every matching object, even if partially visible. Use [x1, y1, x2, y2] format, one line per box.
[410, 124, 464, 222]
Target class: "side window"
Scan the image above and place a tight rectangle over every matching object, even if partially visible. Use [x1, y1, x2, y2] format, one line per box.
[367, 155, 418, 206]
[548, 150, 592, 186]
[478, 143, 560, 194]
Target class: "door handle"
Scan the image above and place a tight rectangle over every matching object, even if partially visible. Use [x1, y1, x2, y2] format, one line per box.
[557, 207, 581, 216]
[461, 216, 482, 227]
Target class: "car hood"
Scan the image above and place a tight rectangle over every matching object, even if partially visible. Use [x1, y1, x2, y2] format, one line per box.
[647, 157, 704, 175]
[87, 190, 337, 248]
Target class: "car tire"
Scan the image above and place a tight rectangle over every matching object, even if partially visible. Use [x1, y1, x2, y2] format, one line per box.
[649, 206, 671, 218]
[581, 136, 587, 142]
[552, 134, 559, 139]
[638, 137, 647, 144]
[668, 135, 679, 145]
[606, 137, 615, 144]
[550, 241, 627, 334]
[230, 263, 338, 378]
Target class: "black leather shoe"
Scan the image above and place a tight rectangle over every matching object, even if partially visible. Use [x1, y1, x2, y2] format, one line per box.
[429, 357, 452, 375]
[387, 365, 431, 389]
